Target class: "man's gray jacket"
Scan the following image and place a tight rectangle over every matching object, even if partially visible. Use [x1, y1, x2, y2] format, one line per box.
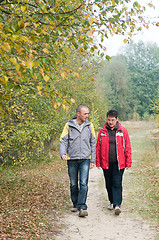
[60, 117, 96, 163]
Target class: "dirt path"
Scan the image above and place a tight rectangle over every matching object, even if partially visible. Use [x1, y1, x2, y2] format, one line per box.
[55, 167, 156, 240]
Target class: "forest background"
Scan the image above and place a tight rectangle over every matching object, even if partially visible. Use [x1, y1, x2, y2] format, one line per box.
[0, 0, 159, 166]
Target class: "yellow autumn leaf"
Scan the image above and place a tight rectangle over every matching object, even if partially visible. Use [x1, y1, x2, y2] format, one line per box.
[54, 102, 61, 109]
[73, 71, 79, 78]
[49, 21, 56, 28]
[43, 48, 49, 54]
[73, 87, 78, 91]
[17, 71, 22, 76]
[4, 42, 11, 50]
[91, 28, 95, 35]
[10, 57, 17, 65]
[0, 106, 5, 116]
[17, 47, 25, 55]
[26, 60, 34, 69]
[21, 6, 27, 12]
[6, 71, 12, 77]
[40, 68, 45, 77]
[21, 36, 29, 42]
[87, 31, 93, 37]
[148, 3, 153, 7]
[71, 98, 75, 103]
[112, 0, 115, 6]
[60, 72, 67, 79]
[15, 63, 20, 71]
[112, 28, 117, 34]
[43, 75, 50, 82]
[65, 48, 70, 54]
[0, 22, 4, 30]
[58, 92, 62, 98]
[38, 91, 42, 96]
[1, 45, 6, 51]
[62, 104, 66, 110]
[7, 28, 13, 33]
[44, 92, 49, 97]
[3, 76, 8, 84]
[62, 99, 67, 103]
[117, 27, 122, 33]
[89, 17, 97, 25]
[20, 61, 26, 68]
[33, 23, 39, 28]
[123, 39, 128, 44]
[78, 47, 85, 53]
[37, 86, 42, 91]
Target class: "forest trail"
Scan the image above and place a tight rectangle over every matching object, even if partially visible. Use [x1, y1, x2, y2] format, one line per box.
[55, 166, 156, 240]
[54, 121, 159, 240]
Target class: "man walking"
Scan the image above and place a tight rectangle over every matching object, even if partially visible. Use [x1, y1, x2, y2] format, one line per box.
[60, 104, 96, 217]
[96, 110, 132, 215]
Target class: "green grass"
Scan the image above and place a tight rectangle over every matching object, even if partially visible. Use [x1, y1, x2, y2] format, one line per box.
[122, 121, 159, 239]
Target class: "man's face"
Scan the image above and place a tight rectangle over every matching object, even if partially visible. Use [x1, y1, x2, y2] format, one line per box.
[77, 107, 89, 123]
[107, 116, 118, 130]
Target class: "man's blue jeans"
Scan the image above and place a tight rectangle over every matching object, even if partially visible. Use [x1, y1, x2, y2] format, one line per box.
[67, 159, 90, 210]
[103, 162, 124, 207]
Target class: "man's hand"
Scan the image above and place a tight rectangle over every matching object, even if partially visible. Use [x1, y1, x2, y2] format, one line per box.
[90, 162, 95, 169]
[61, 155, 67, 161]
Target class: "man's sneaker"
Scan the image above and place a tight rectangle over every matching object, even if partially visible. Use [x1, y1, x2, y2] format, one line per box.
[79, 209, 88, 217]
[107, 203, 114, 210]
[115, 205, 121, 215]
[70, 206, 78, 212]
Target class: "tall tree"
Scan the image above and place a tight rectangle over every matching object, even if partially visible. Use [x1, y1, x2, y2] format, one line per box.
[96, 55, 130, 120]
[123, 41, 159, 117]
[0, 0, 152, 117]
[0, 0, 154, 164]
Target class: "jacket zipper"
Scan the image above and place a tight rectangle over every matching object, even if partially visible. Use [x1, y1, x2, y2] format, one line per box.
[115, 131, 120, 171]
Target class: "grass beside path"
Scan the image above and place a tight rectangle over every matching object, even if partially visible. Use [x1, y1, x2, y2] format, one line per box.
[122, 121, 159, 239]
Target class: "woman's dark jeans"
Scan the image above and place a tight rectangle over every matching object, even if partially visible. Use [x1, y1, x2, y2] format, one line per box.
[103, 162, 124, 207]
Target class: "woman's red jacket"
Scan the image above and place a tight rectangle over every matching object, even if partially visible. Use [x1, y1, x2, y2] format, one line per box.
[96, 122, 132, 170]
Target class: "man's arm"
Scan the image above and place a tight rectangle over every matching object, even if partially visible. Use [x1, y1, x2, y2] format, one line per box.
[90, 123, 96, 163]
[60, 123, 69, 160]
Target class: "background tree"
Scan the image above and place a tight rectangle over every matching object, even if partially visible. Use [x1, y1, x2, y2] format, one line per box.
[95, 55, 130, 120]
[123, 41, 159, 117]
[0, 0, 153, 164]
[95, 42, 159, 120]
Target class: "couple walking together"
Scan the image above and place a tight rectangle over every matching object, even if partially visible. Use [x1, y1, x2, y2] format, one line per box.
[60, 104, 132, 217]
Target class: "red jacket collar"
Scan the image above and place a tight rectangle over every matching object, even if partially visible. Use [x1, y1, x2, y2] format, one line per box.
[101, 122, 123, 132]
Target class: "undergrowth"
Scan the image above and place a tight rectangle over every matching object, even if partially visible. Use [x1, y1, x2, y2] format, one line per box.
[0, 149, 70, 240]
[123, 121, 159, 239]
